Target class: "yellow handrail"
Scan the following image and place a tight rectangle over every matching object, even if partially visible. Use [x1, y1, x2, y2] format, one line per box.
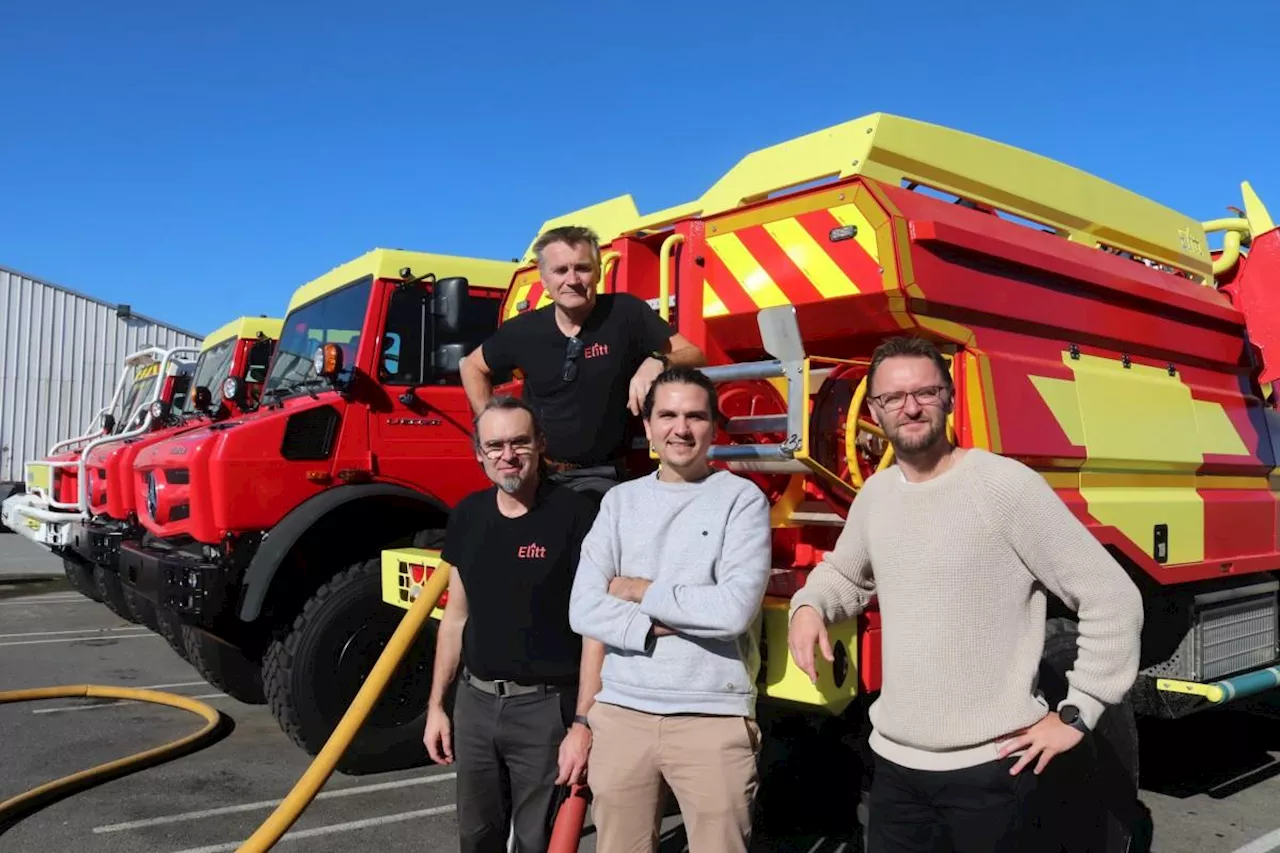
[599, 250, 620, 292]
[658, 233, 684, 321]
[1203, 217, 1251, 277]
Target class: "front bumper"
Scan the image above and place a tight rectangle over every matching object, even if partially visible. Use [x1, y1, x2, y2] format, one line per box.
[1, 493, 82, 549]
[117, 541, 230, 626]
[65, 518, 126, 569]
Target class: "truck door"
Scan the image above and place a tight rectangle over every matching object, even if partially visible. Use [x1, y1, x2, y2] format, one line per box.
[368, 283, 493, 508]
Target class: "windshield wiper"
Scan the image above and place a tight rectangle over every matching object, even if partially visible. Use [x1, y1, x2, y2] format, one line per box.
[263, 378, 328, 402]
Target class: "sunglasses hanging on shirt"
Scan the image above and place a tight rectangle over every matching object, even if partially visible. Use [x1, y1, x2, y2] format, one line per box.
[562, 336, 584, 382]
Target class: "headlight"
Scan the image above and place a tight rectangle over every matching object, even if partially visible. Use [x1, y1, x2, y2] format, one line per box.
[222, 376, 241, 400]
[145, 472, 158, 519]
[312, 346, 326, 375]
[150, 400, 168, 419]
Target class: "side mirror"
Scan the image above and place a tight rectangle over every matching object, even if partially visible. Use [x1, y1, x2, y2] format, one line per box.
[432, 277, 470, 336]
[433, 343, 468, 376]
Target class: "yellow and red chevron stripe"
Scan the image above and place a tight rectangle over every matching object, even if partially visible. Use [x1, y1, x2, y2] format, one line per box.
[701, 202, 885, 319]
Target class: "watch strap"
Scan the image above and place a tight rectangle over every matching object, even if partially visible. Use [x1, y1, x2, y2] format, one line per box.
[573, 714, 591, 730]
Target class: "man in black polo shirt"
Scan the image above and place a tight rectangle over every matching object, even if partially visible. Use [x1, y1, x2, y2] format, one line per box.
[423, 394, 603, 853]
[460, 224, 705, 496]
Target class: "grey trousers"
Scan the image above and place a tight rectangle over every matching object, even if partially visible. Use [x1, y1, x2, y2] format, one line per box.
[454, 677, 576, 853]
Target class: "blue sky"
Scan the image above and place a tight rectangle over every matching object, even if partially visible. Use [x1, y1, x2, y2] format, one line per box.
[3, 0, 1277, 337]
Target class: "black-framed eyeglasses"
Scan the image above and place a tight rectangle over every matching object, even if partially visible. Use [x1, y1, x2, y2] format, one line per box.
[869, 385, 948, 412]
[562, 336, 584, 382]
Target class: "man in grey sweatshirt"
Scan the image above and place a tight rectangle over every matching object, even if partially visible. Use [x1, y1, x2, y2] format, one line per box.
[569, 366, 773, 853]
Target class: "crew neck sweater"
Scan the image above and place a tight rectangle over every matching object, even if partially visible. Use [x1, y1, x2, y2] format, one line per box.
[569, 469, 773, 718]
[789, 448, 1144, 771]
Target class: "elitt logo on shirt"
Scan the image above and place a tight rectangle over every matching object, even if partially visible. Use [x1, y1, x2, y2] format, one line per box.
[584, 343, 609, 359]
[518, 542, 547, 559]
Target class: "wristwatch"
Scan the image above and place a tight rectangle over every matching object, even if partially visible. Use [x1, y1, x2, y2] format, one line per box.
[649, 351, 670, 367]
[572, 714, 591, 730]
[1058, 704, 1090, 734]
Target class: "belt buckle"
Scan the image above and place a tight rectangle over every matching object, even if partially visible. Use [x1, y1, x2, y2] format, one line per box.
[492, 679, 512, 697]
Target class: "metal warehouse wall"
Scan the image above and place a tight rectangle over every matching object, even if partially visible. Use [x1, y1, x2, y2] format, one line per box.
[0, 265, 204, 484]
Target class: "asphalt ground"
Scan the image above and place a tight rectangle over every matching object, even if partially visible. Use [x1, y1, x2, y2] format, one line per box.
[1, 576, 1278, 853]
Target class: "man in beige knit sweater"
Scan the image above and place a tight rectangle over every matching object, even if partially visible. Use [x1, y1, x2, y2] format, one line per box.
[787, 336, 1144, 853]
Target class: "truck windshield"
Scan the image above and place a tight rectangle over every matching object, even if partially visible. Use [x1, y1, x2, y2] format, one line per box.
[186, 338, 237, 411]
[263, 278, 372, 399]
[113, 363, 161, 431]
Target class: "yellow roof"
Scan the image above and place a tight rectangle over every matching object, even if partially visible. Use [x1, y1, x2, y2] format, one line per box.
[288, 249, 518, 313]
[524, 112, 1214, 284]
[202, 316, 285, 351]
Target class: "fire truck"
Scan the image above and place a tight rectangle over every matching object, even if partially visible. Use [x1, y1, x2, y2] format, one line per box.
[1, 343, 199, 576]
[60, 316, 282, 659]
[378, 112, 1280, 850]
[111, 250, 516, 770]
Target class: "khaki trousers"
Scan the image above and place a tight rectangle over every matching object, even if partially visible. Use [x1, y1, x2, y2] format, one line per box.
[586, 701, 762, 853]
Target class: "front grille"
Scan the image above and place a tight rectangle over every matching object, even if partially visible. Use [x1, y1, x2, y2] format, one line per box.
[1142, 578, 1278, 682]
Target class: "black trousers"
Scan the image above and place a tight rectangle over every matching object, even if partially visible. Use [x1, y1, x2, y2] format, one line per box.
[867, 753, 1051, 853]
[454, 678, 577, 853]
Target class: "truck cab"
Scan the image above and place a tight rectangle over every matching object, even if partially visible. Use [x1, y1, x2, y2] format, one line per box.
[115, 249, 514, 771]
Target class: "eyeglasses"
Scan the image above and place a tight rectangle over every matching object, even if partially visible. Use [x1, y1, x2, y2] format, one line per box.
[562, 336, 584, 382]
[480, 438, 535, 459]
[868, 385, 947, 411]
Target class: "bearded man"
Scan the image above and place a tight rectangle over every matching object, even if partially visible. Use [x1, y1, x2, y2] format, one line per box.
[423, 394, 605, 853]
[786, 336, 1143, 853]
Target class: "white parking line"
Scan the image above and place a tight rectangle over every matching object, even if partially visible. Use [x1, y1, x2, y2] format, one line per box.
[0, 632, 157, 648]
[33, 691, 227, 714]
[131, 680, 210, 691]
[0, 625, 148, 639]
[167, 803, 457, 853]
[95, 772, 458, 832]
[0, 595, 94, 607]
[1231, 827, 1280, 853]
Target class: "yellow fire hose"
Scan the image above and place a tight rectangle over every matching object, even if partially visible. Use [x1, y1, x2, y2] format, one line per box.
[0, 686, 224, 829]
[0, 567, 449, 851]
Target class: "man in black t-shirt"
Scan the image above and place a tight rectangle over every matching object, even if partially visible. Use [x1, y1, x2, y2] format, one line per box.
[460, 224, 704, 497]
[423, 394, 603, 853]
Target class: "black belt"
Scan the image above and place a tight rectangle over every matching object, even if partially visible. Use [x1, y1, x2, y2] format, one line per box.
[464, 669, 576, 698]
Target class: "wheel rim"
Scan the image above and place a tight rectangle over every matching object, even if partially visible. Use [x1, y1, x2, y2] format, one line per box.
[320, 608, 434, 732]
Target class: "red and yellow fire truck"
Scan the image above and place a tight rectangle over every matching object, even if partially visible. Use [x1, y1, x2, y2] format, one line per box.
[380, 111, 1280, 851]
[2, 344, 199, 556]
[65, 317, 282, 648]
[112, 250, 516, 770]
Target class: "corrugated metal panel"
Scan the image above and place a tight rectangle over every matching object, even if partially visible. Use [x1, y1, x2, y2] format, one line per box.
[0, 265, 204, 483]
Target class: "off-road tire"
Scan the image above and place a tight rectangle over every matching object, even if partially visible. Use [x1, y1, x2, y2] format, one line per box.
[94, 564, 141, 623]
[182, 624, 267, 704]
[62, 556, 101, 602]
[156, 609, 190, 661]
[1039, 616, 1151, 853]
[262, 557, 438, 775]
